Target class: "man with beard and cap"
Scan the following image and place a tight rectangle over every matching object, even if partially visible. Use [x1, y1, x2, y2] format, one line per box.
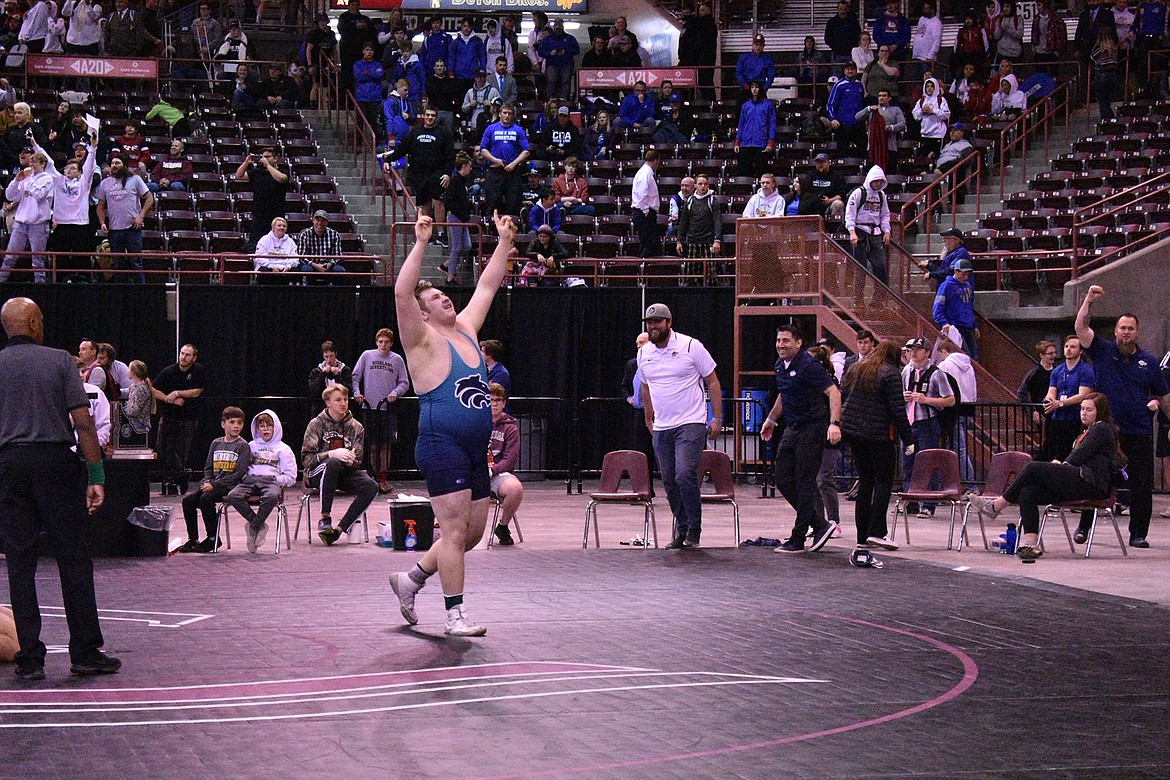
[1075, 286, 1170, 548]
[919, 227, 970, 290]
[845, 165, 891, 287]
[638, 303, 723, 549]
[152, 344, 206, 496]
[96, 154, 153, 284]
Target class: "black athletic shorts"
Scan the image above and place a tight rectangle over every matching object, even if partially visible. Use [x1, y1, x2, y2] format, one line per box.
[409, 173, 443, 207]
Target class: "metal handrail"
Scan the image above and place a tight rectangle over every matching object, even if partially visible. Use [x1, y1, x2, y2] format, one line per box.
[997, 79, 1074, 202]
[896, 147, 982, 263]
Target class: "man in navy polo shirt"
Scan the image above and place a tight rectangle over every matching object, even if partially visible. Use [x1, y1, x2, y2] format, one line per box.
[760, 324, 842, 553]
[1075, 285, 1170, 548]
[479, 103, 530, 218]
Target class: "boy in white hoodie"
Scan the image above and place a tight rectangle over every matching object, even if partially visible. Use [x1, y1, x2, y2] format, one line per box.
[226, 409, 297, 553]
[741, 172, 785, 218]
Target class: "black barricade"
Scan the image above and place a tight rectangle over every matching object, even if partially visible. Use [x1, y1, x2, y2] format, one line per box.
[937, 402, 1045, 487]
[573, 396, 772, 496]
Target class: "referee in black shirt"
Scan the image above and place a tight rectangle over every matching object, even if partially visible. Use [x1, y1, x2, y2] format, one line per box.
[0, 297, 121, 680]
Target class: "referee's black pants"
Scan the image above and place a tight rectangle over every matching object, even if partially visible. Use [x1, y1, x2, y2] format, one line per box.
[0, 444, 104, 665]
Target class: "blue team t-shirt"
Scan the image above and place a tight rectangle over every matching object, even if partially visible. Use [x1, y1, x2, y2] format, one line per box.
[480, 121, 530, 164]
[1049, 360, 1096, 421]
[1085, 336, 1168, 435]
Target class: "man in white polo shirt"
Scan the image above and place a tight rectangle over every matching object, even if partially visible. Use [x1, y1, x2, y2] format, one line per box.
[638, 303, 722, 549]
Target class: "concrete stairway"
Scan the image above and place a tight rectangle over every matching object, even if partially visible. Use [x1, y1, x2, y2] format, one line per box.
[302, 109, 453, 286]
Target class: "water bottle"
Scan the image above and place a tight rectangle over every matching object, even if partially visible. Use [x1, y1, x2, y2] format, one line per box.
[405, 518, 417, 551]
[1001, 522, 1017, 555]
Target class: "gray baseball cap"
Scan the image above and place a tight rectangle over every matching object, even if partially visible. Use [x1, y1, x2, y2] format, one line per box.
[642, 303, 672, 321]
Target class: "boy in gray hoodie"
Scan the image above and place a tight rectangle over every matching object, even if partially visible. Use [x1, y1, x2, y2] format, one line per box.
[227, 408, 298, 553]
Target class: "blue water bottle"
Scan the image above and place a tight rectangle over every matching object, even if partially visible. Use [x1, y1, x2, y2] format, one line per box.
[1003, 523, 1018, 555]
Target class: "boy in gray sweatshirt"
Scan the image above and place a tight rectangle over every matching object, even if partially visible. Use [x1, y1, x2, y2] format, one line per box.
[177, 406, 252, 554]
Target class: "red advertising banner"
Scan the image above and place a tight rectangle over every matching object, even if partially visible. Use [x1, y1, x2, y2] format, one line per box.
[578, 68, 697, 89]
[25, 54, 158, 80]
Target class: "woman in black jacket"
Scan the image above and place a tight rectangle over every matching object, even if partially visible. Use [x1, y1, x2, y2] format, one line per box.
[971, 392, 1122, 561]
[840, 338, 914, 550]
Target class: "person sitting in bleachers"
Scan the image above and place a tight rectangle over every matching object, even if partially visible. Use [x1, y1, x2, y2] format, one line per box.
[230, 63, 262, 110]
[988, 72, 1026, 119]
[614, 80, 656, 130]
[296, 210, 347, 283]
[253, 217, 301, 278]
[528, 186, 562, 233]
[551, 156, 594, 217]
[258, 61, 300, 110]
[147, 139, 193, 193]
[522, 224, 569, 286]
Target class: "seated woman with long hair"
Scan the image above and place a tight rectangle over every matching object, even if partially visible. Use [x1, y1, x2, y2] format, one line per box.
[971, 392, 1123, 561]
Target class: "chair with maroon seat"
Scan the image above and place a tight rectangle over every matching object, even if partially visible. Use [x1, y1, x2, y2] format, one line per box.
[154, 191, 194, 212]
[957, 451, 1032, 551]
[1002, 192, 1037, 211]
[200, 211, 239, 232]
[339, 233, 365, 253]
[195, 191, 232, 212]
[697, 450, 740, 547]
[159, 210, 200, 232]
[208, 231, 245, 254]
[188, 171, 225, 193]
[1017, 209, 1058, 232]
[891, 449, 963, 547]
[583, 450, 657, 549]
[962, 229, 997, 253]
[991, 228, 1033, 253]
[982, 210, 1020, 232]
[1039, 490, 1126, 558]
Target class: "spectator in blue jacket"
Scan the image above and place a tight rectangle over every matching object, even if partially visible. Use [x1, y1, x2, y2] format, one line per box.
[420, 16, 450, 74]
[826, 60, 867, 157]
[538, 18, 581, 102]
[614, 80, 657, 129]
[382, 78, 415, 145]
[919, 228, 970, 290]
[354, 44, 385, 138]
[735, 34, 775, 101]
[734, 81, 776, 177]
[451, 17, 486, 93]
[932, 258, 979, 361]
[389, 42, 426, 114]
[873, 0, 911, 61]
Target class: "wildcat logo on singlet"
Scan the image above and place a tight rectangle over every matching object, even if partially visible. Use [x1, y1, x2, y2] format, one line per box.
[455, 375, 491, 410]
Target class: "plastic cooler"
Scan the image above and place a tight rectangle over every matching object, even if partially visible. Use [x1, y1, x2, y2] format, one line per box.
[386, 499, 435, 551]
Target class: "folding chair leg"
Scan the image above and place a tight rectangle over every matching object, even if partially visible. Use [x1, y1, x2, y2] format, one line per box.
[583, 502, 595, 549]
[1084, 508, 1098, 558]
[732, 502, 740, 547]
[513, 516, 523, 543]
[275, 506, 291, 554]
[1052, 508, 1075, 554]
[956, 504, 972, 551]
[1107, 509, 1128, 557]
[648, 503, 657, 548]
[946, 503, 958, 550]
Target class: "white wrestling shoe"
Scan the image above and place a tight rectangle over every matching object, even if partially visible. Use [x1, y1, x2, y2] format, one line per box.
[444, 604, 487, 637]
[389, 572, 421, 625]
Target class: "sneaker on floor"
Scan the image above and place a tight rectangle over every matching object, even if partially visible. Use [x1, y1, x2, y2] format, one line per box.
[1016, 545, 1043, 561]
[685, 527, 701, 548]
[379, 479, 392, 495]
[14, 662, 45, 681]
[1116, 505, 1130, 516]
[195, 537, 223, 553]
[775, 539, 806, 553]
[969, 496, 999, 519]
[254, 522, 269, 552]
[176, 539, 201, 554]
[916, 509, 935, 519]
[1130, 537, 1150, 549]
[444, 604, 486, 637]
[866, 535, 899, 550]
[665, 533, 687, 549]
[493, 524, 514, 546]
[318, 526, 341, 546]
[70, 650, 122, 676]
[388, 572, 421, 625]
[1073, 529, 1088, 544]
[829, 524, 842, 539]
[245, 522, 259, 553]
[807, 522, 837, 553]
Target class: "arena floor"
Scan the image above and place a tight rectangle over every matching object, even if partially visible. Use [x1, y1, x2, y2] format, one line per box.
[2, 481, 1169, 778]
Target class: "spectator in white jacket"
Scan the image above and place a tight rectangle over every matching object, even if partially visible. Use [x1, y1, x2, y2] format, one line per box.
[33, 136, 97, 283]
[912, 77, 950, 158]
[253, 217, 301, 275]
[0, 150, 55, 283]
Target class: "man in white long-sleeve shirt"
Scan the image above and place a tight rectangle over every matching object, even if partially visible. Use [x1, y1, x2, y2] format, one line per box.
[18, 0, 50, 52]
[631, 148, 662, 257]
[910, 1, 942, 83]
[61, 0, 104, 54]
[0, 150, 55, 283]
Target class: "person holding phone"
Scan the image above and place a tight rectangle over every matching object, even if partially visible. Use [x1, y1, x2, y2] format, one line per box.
[234, 147, 289, 251]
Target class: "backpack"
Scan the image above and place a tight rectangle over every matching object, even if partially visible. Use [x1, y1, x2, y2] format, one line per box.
[911, 364, 960, 432]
